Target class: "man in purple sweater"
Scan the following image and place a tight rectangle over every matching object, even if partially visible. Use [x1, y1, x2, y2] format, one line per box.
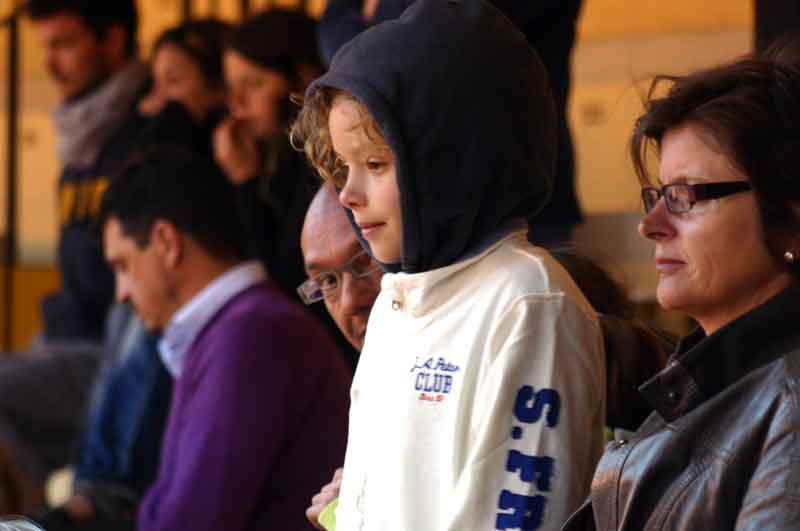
[97, 146, 350, 531]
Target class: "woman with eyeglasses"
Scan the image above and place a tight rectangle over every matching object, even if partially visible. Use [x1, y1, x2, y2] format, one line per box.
[562, 51, 800, 530]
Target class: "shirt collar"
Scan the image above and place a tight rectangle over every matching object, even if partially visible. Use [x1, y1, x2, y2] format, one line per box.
[158, 261, 266, 378]
[381, 226, 529, 319]
[639, 281, 800, 421]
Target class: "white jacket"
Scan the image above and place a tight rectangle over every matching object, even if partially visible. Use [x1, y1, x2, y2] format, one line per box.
[337, 232, 606, 531]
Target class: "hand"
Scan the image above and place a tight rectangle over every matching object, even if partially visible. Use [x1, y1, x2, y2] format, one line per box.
[138, 87, 166, 117]
[306, 468, 343, 529]
[362, 0, 380, 20]
[213, 117, 261, 184]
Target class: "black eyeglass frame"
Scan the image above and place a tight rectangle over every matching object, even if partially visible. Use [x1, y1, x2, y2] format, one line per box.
[641, 181, 752, 214]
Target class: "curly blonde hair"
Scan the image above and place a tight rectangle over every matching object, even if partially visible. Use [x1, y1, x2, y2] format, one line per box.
[290, 87, 388, 188]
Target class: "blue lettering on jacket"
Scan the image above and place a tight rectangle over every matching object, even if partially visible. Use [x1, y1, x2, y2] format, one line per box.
[495, 385, 562, 529]
[410, 356, 460, 373]
[506, 450, 554, 492]
[411, 356, 460, 402]
[495, 490, 545, 531]
[513, 385, 561, 427]
[414, 372, 454, 394]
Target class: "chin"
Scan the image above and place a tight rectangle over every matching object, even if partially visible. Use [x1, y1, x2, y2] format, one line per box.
[373, 249, 400, 264]
[656, 287, 693, 315]
[142, 318, 163, 335]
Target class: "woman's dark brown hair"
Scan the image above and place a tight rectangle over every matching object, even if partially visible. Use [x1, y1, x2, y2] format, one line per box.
[630, 50, 800, 278]
[152, 19, 233, 89]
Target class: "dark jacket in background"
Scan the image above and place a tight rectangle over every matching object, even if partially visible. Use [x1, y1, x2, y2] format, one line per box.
[234, 137, 360, 369]
[755, 0, 800, 52]
[46, 106, 149, 341]
[72, 321, 171, 516]
[49, 97, 218, 344]
[563, 281, 800, 531]
[318, 0, 584, 244]
[234, 136, 317, 299]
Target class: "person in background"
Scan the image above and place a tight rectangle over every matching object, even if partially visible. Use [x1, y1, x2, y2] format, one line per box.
[35, 20, 235, 531]
[548, 250, 672, 433]
[563, 50, 800, 530]
[98, 147, 350, 531]
[214, 9, 359, 368]
[298, 183, 383, 352]
[214, 9, 322, 296]
[318, 0, 584, 247]
[138, 19, 232, 147]
[0, 0, 146, 514]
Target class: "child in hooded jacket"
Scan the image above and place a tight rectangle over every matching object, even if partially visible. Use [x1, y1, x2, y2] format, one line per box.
[292, 1, 606, 530]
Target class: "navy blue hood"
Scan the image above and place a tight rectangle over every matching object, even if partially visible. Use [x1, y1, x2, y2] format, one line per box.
[309, 0, 557, 274]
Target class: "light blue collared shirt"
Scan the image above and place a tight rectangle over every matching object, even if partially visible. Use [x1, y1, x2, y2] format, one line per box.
[158, 261, 267, 378]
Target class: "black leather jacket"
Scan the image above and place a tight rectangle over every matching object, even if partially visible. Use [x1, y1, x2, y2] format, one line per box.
[563, 282, 800, 531]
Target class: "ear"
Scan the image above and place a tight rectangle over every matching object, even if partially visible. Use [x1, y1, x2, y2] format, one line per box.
[151, 220, 184, 270]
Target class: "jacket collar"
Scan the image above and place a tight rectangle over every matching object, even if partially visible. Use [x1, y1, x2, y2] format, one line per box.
[381, 226, 528, 319]
[639, 281, 800, 422]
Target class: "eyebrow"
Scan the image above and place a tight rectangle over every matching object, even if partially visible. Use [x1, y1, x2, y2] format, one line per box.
[304, 241, 363, 274]
[657, 172, 708, 186]
[335, 141, 393, 161]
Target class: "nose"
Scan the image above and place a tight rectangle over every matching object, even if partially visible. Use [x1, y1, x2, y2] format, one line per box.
[227, 86, 247, 119]
[338, 172, 366, 210]
[638, 197, 676, 241]
[45, 53, 60, 81]
[115, 276, 131, 304]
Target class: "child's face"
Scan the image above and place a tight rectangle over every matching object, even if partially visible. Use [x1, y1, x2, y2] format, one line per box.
[330, 95, 403, 264]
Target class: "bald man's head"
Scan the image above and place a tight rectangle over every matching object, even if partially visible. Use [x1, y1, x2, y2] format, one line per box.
[301, 184, 382, 350]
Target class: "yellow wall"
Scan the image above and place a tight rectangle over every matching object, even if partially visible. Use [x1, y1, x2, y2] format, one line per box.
[578, 0, 751, 41]
[0, 267, 60, 350]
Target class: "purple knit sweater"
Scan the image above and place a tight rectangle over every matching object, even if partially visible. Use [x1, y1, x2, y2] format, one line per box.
[138, 282, 350, 531]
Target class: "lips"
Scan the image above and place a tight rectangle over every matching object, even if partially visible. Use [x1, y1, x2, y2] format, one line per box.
[357, 222, 385, 238]
[655, 256, 685, 275]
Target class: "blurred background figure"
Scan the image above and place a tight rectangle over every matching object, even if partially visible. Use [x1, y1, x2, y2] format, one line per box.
[0, 0, 147, 515]
[137, 19, 231, 143]
[755, 0, 800, 52]
[35, 19, 236, 531]
[99, 146, 349, 531]
[213, 9, 359, 368]
[549, 249, 672, 433]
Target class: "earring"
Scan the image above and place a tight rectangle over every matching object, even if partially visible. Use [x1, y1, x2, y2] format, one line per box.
[785, 251, 797, 264]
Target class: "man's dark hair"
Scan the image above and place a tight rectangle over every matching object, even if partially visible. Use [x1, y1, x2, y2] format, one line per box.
[28, 0, 138, 55]
[631, 52, 800, 279]
[98, 146, 245, 261]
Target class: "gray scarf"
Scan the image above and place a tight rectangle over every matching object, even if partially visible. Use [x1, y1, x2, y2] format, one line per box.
[52, 61, 148, 170]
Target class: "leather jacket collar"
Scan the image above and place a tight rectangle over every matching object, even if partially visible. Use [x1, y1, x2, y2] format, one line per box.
[639, 282, 800, 422]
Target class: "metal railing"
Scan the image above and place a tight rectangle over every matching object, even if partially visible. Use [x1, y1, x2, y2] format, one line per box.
[1, 0, 24, 351]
